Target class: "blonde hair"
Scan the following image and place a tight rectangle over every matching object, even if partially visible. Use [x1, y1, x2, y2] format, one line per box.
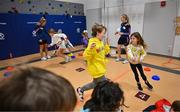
[39, 17, 46, 25]
[121, 14, 129, 23]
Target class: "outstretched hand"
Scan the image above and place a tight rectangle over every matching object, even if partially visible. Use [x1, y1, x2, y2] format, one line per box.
[115, 32, 123, 36]
[115, 32, 119, 35]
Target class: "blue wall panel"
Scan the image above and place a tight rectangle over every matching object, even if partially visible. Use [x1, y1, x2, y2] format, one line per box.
[0, 13, 86, 60]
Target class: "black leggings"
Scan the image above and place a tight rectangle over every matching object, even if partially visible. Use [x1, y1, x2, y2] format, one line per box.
[130, 63, 147, 82]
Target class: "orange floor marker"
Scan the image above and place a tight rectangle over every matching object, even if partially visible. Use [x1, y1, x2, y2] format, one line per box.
[144, 67, 151, 72]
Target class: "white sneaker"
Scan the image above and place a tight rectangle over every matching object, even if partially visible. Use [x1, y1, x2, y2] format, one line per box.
[65, 56, 69, 63]
[77, 87, 84, 102]
[41, 57, 47, 61]
[115, 58, 124, 62]
[68, 56, 72, 62]
[46, 55, 51, 59]
[122, 60, 128, 64]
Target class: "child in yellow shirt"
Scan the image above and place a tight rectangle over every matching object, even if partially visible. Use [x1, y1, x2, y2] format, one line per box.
[77, 23, 110, 101]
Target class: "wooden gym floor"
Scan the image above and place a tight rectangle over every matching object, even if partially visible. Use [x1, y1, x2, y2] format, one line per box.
[0, 45, 179, 111]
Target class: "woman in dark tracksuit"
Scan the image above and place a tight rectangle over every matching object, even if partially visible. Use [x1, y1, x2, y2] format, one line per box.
[115, 14, 131, 64]
[33, 17, 51, 61]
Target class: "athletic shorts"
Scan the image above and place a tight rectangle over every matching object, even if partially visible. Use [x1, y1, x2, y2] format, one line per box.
[118, 36, 129, 46]
[38, 39, 47, 45]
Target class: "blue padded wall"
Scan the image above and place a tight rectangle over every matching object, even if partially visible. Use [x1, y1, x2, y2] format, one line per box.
[0, 13, 86, 60]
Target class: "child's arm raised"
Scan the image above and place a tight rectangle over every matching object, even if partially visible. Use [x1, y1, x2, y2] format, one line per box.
[83, 40, 97, 60]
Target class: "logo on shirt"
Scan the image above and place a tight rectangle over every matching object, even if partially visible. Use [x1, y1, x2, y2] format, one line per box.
[123, 26, 126, 30]
[0, 33, 5, 40]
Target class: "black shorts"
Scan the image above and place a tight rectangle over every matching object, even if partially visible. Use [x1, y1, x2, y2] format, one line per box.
[38, 39, 47, 45]
[118, 36, 129, 46]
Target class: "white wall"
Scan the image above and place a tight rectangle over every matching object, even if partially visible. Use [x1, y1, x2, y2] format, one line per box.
[85, 0, 124, 46]
[143, 0, 176, 56]
[86, 8, 102, 37]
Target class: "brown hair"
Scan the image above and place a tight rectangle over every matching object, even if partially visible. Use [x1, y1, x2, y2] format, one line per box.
[48, 28, 57, 34]
[83, 80, 127, 111]
[171, 100, 180, 112]
[121, 14, 129, 23]
[130, 32, 147, 49]
[0, 66, 77, 111]
[91, 23, 107, 37]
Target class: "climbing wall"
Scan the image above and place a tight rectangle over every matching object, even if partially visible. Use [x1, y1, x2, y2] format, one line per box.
[0, 0, 84, 15]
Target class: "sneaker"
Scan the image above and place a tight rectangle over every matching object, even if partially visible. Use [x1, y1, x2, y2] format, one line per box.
[115, 58, 124, 62]
[65, 56, 69, 63]
[145, 81, 153, 90]
[46, 55, 51, 59]
[77, 87, 84, 101]
[137, 83, 143, 91]
[122, 60, 128, 64]
[68, 56, 72, 62]
[41, 57, 47, 61]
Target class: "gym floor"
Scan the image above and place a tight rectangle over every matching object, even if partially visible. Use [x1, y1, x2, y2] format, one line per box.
[0, 45, 179, 111]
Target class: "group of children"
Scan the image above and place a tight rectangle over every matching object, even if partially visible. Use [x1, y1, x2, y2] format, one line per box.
[33, 17, 74, 62]
[77, 21, 153, 103]
[30, 14, 168, 111]
[33, 15, 153, 98]
[0, 16, 179, 111]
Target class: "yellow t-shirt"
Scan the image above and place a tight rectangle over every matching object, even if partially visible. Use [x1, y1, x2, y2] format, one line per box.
[83, 38, 110, 78]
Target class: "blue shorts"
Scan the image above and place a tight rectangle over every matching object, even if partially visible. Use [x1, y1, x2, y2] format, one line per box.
[118, 36, 129, 46]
